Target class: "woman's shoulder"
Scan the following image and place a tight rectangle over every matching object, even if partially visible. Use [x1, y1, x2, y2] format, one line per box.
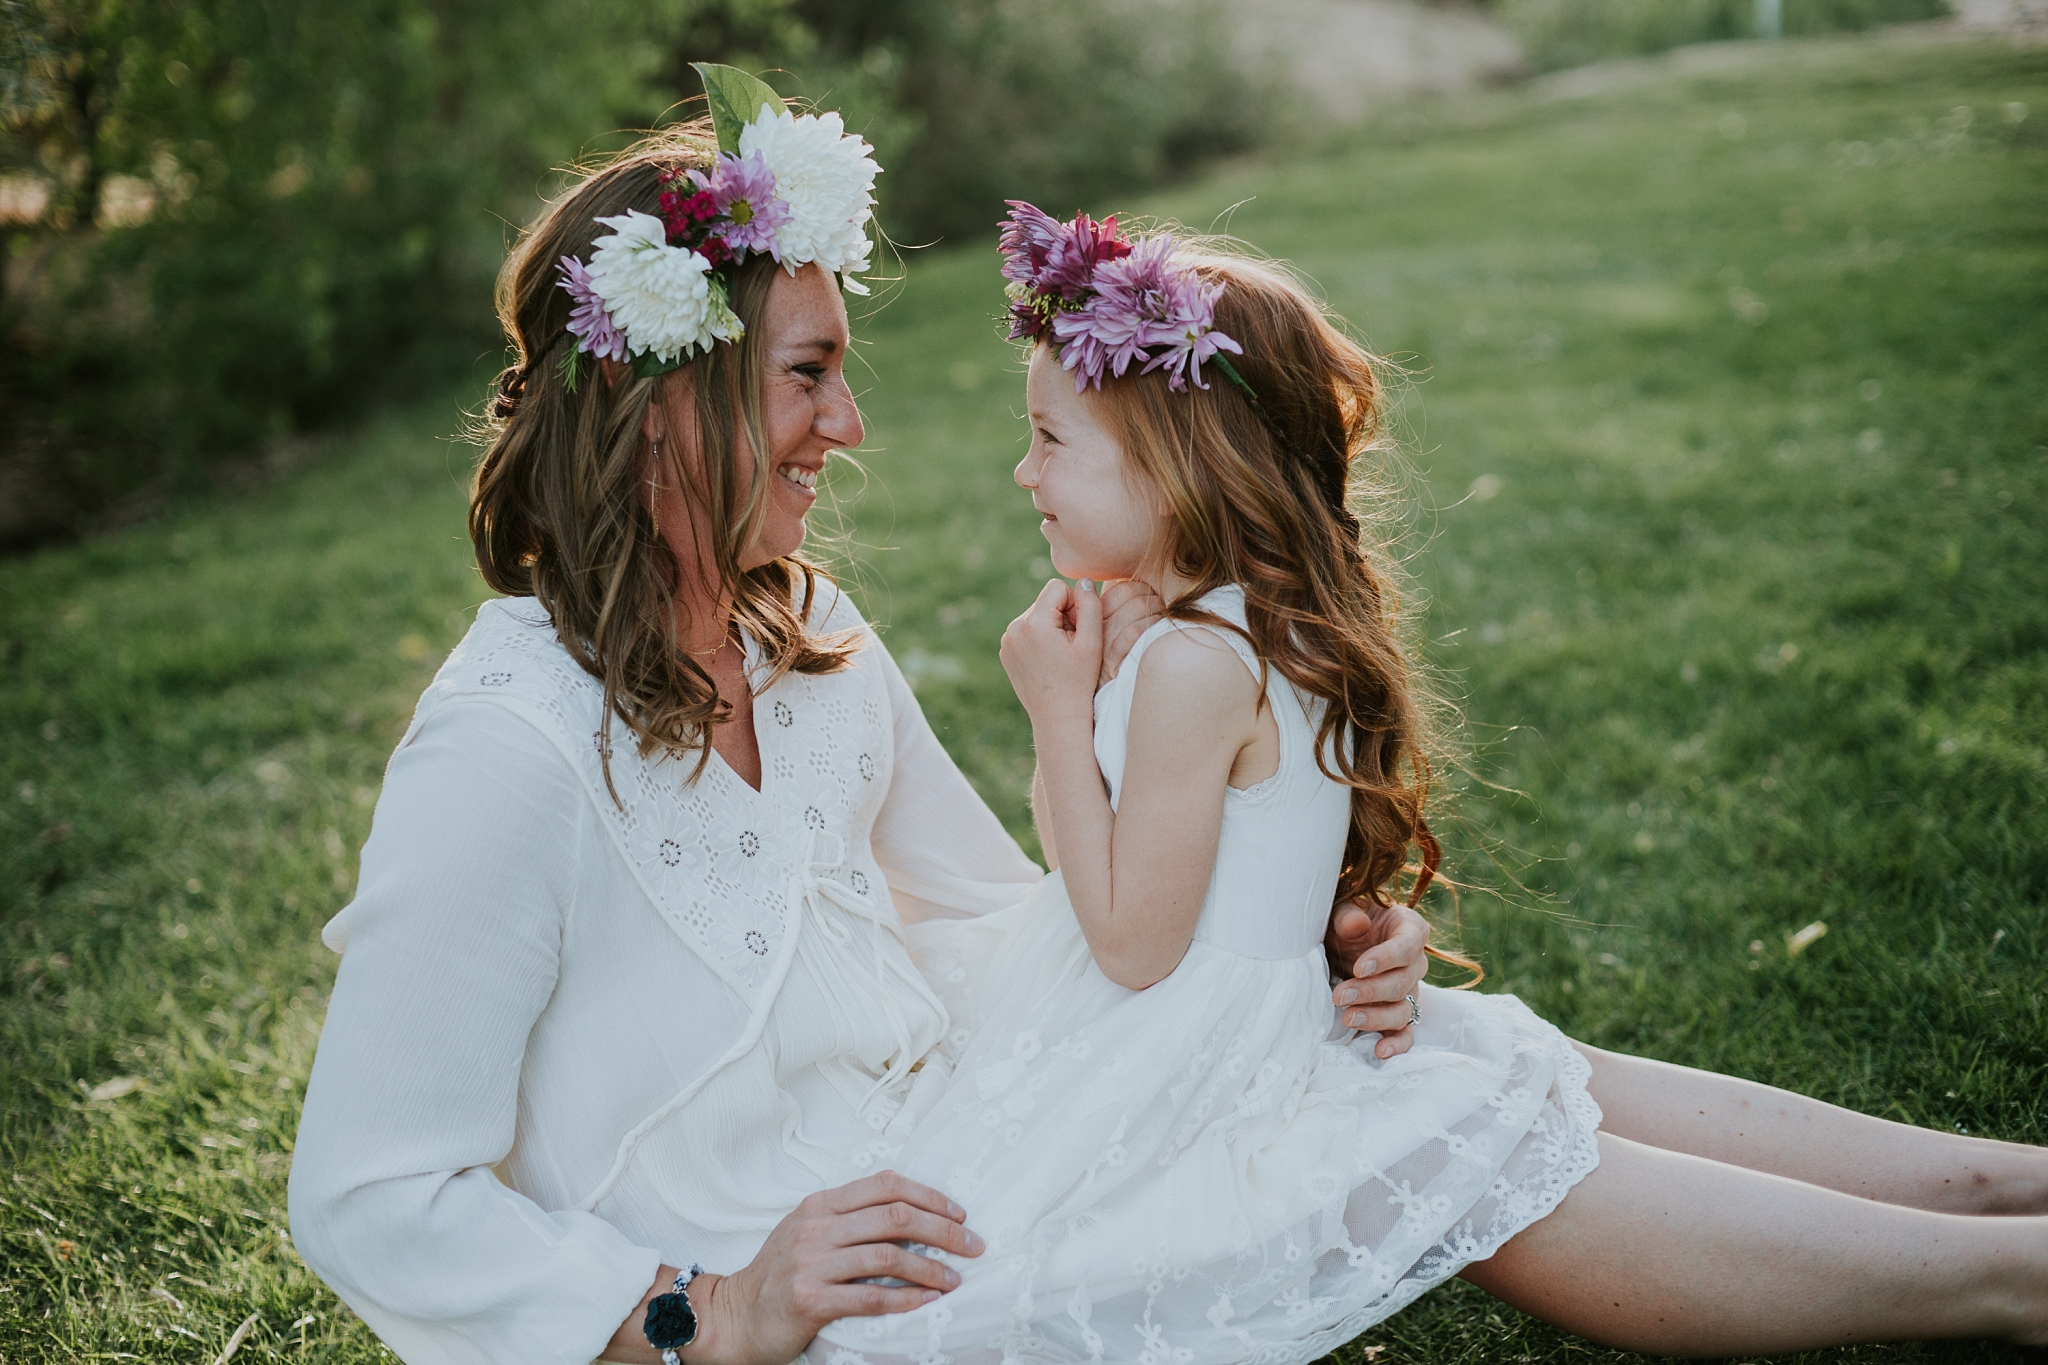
[797, 573, 870, 638]
[433, 597, 585, 694]
[403, 597, 603, 746]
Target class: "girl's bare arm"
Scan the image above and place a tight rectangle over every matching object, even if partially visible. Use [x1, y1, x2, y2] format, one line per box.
[1026, 629, 1262, 989]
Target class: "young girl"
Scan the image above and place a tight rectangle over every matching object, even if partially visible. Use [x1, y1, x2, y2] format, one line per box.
[805, 207, 1603, 1365]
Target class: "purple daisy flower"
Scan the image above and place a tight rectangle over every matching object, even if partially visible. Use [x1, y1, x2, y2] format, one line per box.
[557, 254, 626, 362]
[1050, 235, 1238, 391]
[1138, 265, 1239, 392]
[999, 200, 1132, 302]
[999, 201, 1065, 288]
[690, 153, 789, 258]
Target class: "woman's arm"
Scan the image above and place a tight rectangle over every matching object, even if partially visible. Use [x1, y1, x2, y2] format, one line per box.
[289, 702, 660, 1365]
[1003, 582, 1260, 989]
[1327, 901, 1431, 1057]
[598, 1172, 985, 1365]
[865, 618, 1045, 921]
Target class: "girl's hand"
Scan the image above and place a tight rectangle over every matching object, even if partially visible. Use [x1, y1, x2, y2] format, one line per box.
[603, 1171, 984, 1365]
[1098, 579, 1165, 686]
[1001, 579, 1103, 725]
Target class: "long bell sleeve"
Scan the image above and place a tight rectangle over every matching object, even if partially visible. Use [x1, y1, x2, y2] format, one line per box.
[866, 632, 1044, 922]
[288, 703, 660, 1365]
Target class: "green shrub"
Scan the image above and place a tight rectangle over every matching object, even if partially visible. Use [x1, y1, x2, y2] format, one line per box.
[1491, 0, 1952, 71]
[778, 0, 1267, 243]
[0, 0, 1269, 549]
[0, 0, 711, 548]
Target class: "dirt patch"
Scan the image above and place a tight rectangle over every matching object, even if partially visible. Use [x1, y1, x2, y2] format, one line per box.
[1237, 0, 1528, 120]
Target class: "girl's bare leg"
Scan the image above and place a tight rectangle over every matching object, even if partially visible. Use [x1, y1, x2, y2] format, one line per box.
[1580, 1044, 2048, 1215]
[1460, 1132, 2048, 1355]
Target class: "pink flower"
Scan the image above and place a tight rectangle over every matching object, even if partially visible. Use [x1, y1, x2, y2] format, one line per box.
[999, 200, 1130, 303]
[1137, 261, 1239, 392]
[1050, 235, 1238, 391]
[999, 201, 1066, 288]
[690, 152, 789, 258]
[557, 254, 626, 362]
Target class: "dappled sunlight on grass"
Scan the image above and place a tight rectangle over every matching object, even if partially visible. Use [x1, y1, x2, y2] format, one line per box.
[2, 31, 2042, 1365]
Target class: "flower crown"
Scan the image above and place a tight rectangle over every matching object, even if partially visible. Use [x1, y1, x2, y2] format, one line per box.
[555, 64, 880, 386]
[998, 201, 1251, 399]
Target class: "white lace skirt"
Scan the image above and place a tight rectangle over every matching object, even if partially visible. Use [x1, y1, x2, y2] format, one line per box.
[810, 877, 1602, 1365]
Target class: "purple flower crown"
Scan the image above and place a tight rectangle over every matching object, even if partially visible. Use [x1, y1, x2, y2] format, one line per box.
[998, 201, 1251, 398]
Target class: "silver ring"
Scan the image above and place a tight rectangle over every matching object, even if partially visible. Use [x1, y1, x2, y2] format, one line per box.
[1404, 993, 1420, 1027]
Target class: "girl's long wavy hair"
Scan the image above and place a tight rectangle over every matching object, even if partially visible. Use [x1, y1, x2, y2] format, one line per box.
[470, 120, 856, 791]
[1075, 244, 1479, 981]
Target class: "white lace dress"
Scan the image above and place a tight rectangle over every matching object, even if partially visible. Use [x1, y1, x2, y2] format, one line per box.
[809, 586, 1602, 1365]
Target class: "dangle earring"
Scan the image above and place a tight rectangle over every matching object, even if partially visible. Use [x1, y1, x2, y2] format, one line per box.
[647, 440, 662, 540]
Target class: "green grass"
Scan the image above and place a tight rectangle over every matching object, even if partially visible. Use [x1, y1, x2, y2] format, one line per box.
[3, 29, 2044, 1365]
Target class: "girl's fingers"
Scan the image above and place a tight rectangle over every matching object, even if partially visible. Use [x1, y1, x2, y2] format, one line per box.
[1030, 577, 1071, 624]
[1071, 576, 1104, 640]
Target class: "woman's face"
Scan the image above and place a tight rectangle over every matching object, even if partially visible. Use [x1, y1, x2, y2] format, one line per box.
[648, 262, 863, 577]
[1014, 344, 1165, 583]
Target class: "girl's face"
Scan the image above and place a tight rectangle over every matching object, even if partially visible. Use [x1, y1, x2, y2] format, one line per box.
[1015, 345, 1166, 583]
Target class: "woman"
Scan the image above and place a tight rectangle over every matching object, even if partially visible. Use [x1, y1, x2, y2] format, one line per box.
[286, 91, 1433, 1365]
[289, 84, 2047, 1365]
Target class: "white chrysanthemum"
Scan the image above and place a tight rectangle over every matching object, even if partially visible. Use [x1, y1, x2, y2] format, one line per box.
[738, 104, 879, 290]
[585, 210, 743, 364]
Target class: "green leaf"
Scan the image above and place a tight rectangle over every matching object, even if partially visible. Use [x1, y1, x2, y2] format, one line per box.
[693, 63, 786, 155]
[632, 348, 687, 380]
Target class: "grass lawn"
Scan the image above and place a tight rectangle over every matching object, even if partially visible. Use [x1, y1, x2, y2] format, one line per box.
[3, 28, 2044, 1365]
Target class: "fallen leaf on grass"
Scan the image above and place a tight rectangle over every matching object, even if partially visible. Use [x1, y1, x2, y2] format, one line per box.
[88, 1076, 144, 1101]
[150, 1285, 185, 1310]
[213, 1311, 260, 1365]
[1786, 921, 1827, 955]
[55, 1238, 75, 1260]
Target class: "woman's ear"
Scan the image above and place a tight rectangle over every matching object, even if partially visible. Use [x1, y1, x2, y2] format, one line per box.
[641, 387, 664, 447]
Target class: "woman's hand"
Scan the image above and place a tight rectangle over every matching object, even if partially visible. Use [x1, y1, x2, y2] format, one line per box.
[1098, 579, 1165, 686]
[1326, 900, 1430, 1059]
[604, 1171, 984, 1365]
[1001, 579, 1102, 726]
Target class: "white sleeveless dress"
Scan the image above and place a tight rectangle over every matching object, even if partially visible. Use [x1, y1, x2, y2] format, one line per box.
[809, 586, 1603, 1365]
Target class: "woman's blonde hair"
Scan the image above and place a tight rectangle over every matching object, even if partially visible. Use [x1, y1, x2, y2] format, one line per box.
[1072, 244, 1477, 979]
[470, 120, 856, 789]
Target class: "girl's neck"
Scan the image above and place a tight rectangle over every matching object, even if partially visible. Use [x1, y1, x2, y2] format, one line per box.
[1135, 553, 1198, 608]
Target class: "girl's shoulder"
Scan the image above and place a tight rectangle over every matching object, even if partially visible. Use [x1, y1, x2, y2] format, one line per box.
[1132, 584, 1261, 686]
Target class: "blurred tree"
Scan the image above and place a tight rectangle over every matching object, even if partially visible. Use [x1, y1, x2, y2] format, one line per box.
[0, 0, 720, 547]
[0, 0, 1266, 548]
[666, 0, 1264, 244]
